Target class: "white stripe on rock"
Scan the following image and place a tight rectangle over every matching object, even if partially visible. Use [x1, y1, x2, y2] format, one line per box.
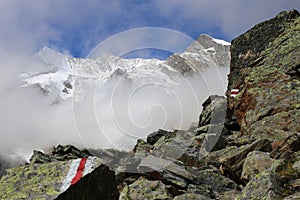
[82, 157, 100, 177]
[60, 158, 81, 193]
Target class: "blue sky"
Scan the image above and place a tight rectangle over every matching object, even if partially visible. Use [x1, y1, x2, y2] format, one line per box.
[0, 0, 299, 58]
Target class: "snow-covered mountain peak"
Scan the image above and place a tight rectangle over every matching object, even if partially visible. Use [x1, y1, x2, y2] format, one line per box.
[21, 34, 231, 101]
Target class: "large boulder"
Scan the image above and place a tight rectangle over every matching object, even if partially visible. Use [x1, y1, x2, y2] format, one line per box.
[238, 171, 292, 200]
[221, 139, 272, 183]
[196, 95, 230, 152]
[138, 155, 196, 189]
[119, 177, 171, 200]
[0, 157, 119, 199]
[151, 130, 200, 166]
[241, 151, 273, 181]
[198, 95, 227, 127]
[204, 146, 238, 168]
[195, 169, 239, 196]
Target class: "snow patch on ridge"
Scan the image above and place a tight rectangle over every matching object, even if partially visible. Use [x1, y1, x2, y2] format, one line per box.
[212, 38, 231, 46]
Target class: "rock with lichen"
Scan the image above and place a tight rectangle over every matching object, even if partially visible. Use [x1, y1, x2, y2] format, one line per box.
[241, 151, 273, 181]
[0, 157, 119, 200]
[119, 177, 172, 200]
[227, 9, 300, 144]
[238, 171, 293, 200]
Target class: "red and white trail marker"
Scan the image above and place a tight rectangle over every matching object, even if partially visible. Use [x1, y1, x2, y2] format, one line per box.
[71, 158, 87, 185]
[60, 157, 100, 193]
[230, 89, 239, 97]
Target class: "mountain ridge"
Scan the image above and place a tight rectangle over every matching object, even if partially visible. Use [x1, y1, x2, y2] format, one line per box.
[21, 34, 230, 100]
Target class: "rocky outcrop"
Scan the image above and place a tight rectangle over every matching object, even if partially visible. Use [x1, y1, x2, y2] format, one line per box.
[0, 157, 119, 199]
[30, 145, 92, 165]
[226, 9, 300, 199]
[227, 9, 300, 143]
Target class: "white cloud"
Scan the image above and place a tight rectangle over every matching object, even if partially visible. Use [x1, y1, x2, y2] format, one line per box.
[152, 0, 300, 39]
[0, 0, 298, 55]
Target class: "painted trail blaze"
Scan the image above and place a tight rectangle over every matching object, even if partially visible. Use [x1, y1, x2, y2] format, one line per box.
[230, 89, 239, 97]
[71, 158, 87, 185]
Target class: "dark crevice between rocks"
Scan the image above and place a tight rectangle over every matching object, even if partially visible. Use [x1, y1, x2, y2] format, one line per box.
[286, 63, 300, 80]
[224, 108, 240, 132]
[256, 108, 275, 122]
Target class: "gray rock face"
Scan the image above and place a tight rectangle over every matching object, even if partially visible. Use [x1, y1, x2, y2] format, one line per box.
[119, 177, 171, 200]
[222, 139, 272, 184]
[227, 9, 300, 95]
[195, 169, 239, 195]
[238, 171, 289, 200]
[166, 34, 230, 75]
[198, 95, 227, 127]
[138, 155, 196, 189]
[226, 9, 300, 144]
[241, 151, 273, 181]
[152, 130, 195, 161]
[192, 34, 231, 66]
[166, 54, 195, 76]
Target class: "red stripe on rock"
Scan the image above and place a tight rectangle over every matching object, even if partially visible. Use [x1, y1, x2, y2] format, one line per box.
[71, 158, 87, 185]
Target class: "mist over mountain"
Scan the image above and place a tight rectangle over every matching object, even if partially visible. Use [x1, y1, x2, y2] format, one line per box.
[0, 34, 230, 159]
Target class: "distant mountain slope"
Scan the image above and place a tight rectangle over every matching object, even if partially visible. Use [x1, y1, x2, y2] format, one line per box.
[21, 34, 230, 101]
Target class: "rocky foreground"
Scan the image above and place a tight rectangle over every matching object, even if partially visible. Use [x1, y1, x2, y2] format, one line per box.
[0, 9, 300, 200]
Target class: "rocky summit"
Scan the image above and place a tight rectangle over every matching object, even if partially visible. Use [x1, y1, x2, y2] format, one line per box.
[0, 9, 300, 200]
